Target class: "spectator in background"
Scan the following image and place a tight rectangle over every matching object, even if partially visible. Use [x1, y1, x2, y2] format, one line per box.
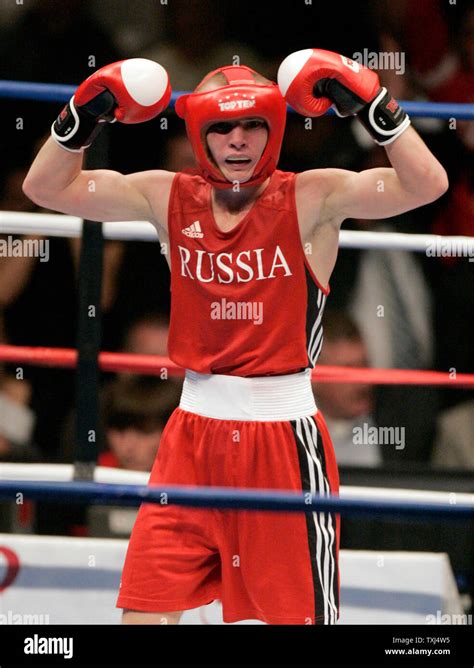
[86, 0, 164, 56]
[0, 0, 119, 84]
[0, 156, 77, 461]
[59, 311, 178, 461]
[429, 2, 474, 150]
[121, 314, 185, 405]
[377, 0, 456, 92]
[0, 0, 120, 163]
[425, 2, 474, 413]
[431, 399, 474, 471]
[347, 146, 440, 465]
[39, 375, 181, 537]
[117, 311, 183, 403]
[0, 151, 137, 460]
[0, 371, 40, 462]
[123, 312, 169, 357]
[313, 310, 381, 468]
[139, 0, 268, 91]
[0, 0, 119, 460]
[100, 375, 181, 471]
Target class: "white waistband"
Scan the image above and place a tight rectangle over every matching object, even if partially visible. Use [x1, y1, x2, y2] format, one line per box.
[179, 369, 317, 421]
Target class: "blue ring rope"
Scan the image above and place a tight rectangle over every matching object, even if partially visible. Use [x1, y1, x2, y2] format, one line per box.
[0, 480, 472, 520]
[0, 80, 472, 120]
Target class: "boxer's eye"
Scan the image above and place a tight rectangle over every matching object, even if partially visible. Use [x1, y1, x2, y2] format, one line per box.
[207, 122, 236, 135]
[242, 120, 266, 131]
[207, 120, 267, 135]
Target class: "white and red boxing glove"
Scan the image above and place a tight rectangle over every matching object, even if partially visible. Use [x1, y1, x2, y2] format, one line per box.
[52, 58, 171, 152]
[278, 48, 410, 145]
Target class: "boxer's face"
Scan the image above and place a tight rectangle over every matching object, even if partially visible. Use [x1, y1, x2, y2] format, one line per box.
[206, 118, 268, 183]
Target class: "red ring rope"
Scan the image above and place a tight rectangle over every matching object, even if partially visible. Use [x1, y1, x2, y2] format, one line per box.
[0, 344, 473, 386]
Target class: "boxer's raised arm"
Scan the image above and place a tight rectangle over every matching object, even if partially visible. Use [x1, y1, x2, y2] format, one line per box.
[279, 49, 448, 230]
[23, 58, 172, 227]
[23, 137, 173, 226]
[319, 127, 448, 225]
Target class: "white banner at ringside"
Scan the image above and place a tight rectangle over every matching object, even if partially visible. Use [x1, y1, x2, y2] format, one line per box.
[0, 534, 464, 625]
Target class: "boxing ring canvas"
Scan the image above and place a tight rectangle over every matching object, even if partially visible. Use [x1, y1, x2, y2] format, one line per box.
[0, 534, 463, 625]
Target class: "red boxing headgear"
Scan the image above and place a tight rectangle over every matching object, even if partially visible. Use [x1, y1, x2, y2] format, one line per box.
[175, 65, 287, 188]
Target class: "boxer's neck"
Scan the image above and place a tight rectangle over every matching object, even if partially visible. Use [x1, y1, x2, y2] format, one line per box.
[211, 177, 270, 214]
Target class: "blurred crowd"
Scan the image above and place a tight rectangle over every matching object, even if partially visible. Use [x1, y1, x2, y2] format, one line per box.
[0, 0, 472, 497]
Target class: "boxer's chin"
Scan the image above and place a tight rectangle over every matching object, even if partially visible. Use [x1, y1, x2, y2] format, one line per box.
[221, 163, 255, 183]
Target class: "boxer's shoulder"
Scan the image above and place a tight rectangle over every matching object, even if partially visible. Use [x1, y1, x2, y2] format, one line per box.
[296, 167, 350, 194]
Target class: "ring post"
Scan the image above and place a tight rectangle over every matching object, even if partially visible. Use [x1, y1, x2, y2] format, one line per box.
[73, 220, 104, 478]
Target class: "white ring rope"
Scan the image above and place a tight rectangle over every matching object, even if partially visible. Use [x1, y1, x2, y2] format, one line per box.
[1, 210, 473, 252]
[1, 462, 473, 507]
[0, 462, 148, 484]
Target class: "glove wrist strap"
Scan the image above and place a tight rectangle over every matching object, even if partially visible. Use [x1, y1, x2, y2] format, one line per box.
[51, 90, 116, 151]
[358, 87, 411, 145]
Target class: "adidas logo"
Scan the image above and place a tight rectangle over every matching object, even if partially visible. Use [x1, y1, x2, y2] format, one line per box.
[182, 220, 204, 238]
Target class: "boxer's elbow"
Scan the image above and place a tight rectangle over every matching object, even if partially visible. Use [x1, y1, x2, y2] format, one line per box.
[22, 175, 57, 208]
[417, 163, 449, 204]
[427, 167, 449, 202]
[22, 175, 44, 205]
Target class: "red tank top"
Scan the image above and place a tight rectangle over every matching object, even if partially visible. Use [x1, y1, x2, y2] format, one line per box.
[167, 170, 329, 376]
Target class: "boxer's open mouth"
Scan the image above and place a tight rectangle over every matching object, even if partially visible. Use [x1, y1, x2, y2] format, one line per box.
[225, 157, 252, 166]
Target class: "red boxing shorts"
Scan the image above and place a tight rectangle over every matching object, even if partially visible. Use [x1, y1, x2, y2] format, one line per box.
[116, 369, 340, 624]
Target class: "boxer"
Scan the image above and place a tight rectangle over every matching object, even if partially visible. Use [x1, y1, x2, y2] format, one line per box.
[23, 51, 448, 625]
